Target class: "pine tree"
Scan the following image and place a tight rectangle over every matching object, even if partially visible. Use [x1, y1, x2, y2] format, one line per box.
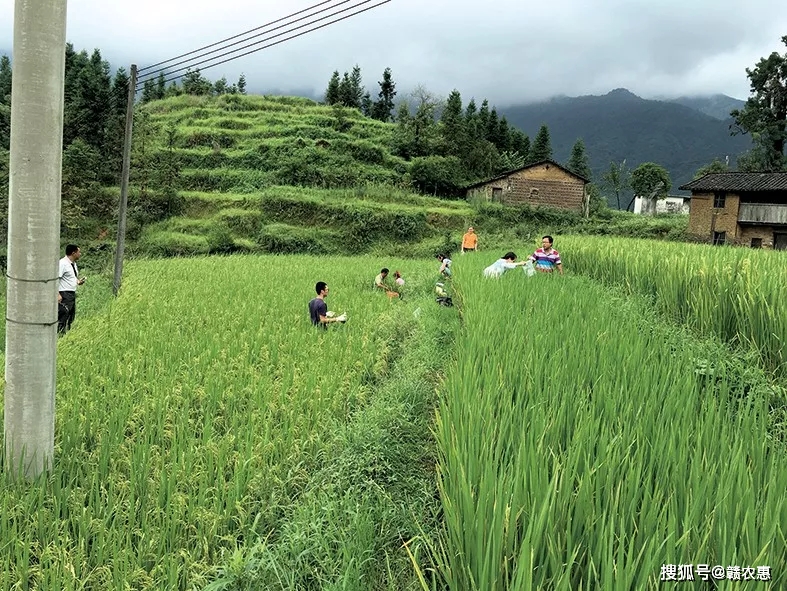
[141, 78, 157, 103]
[156, 72, 166, 100]
[497, 117, 512, 153]
[567, 138, 592, 180]
[510, 129, 530, 162]
[338, 72, 354, 107]
[530, 124, 553, 162]
[348, 65, 364, 109]
[106, 67, 130, 182]
[371, 67, 396, 122]
[237, 73, 247, 95]
[325, 71, 341, 105]
[214, 76, 229, 95]
[361, 92, 373, 117]
[478, 99, 490, 134]
[486, 107, 501, 147]
[440, 90, 464, 157]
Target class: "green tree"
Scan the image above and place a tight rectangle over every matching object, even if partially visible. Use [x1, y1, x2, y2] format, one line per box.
[486, 107, 501, 147]
[567, 138, 592, 180]
[410, 86, 440, 157]
[156, 72, 166, 99]
[361, 92, 373, 117]
[530, 124, 553, 162]
[237, 74, 247, 95]
[370, 67, 396, 122]
[182, 69, 213, 96]
[694, 158, 729, 178]
[731, 35, 787, 171]
[213, 76, 229, 95]
[439, 89, 464, 157]
[141, 78, 157, 103]
[601, 160, 631, 210]
[391, 102, 413, 158]
[477, 100, 490, 135]
[325, 70, 341, 105]
[348, 65, 364, 109]
[0, 55, 11, 150]
[629, 162, 671, 211]
[338, 72, 354, 108]
[510, 129, 530, 163]
[106, 67, 130, 182]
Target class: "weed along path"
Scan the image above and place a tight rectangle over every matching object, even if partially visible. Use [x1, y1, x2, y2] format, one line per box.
[428, 263, 786, 590]
[0, 254, 455, 590]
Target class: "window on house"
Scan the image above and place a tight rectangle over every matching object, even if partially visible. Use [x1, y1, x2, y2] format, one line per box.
[713, 192, 726, 208]
[491, 187, 503, 201]
[750, 238, 763, 249]
[712, 231, 726, 246]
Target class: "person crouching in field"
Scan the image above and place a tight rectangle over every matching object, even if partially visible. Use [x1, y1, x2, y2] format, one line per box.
[529, 236, 563, 275]
[483, 251, 528, 278]
[436, 254, 452, 278]
[375, 268, 400, 299]
[309, 281, 345, 328]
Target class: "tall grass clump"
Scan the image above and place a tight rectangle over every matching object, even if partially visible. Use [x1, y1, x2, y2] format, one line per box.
[560, 235, 787, 376]
[429, 260, 787, 589]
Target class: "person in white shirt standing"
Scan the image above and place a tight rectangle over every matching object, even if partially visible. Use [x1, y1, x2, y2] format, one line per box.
[57, 244, 85, 333]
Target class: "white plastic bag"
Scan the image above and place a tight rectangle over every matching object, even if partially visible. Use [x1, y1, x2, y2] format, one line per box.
[523, 261, 536, 277]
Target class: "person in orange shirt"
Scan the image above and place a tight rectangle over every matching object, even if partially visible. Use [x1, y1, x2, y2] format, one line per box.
[461, 226, 478, 254]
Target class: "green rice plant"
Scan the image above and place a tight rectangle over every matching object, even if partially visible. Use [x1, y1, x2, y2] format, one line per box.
[429, 258, 787, 589]
[0, 254, 443, 590]
[560, 235, 787, 376]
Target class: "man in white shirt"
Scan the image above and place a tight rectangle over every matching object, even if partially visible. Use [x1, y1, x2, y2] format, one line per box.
[57, 244, 84, 333]
[483, 251, 527, 278]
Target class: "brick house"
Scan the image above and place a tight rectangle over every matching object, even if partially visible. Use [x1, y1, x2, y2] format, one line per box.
[465, 160, 589, 212]
[679, 172, 787, 249]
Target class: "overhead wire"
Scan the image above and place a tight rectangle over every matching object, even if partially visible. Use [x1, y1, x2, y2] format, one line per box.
[136, 0, 390, 88]
[137, 0, 339, 74]
[136, 0, 361, 82]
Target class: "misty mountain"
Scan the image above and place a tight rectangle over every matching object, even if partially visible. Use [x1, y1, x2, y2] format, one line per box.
[500, 89, 752, 193]
[667, 94, 746, 120]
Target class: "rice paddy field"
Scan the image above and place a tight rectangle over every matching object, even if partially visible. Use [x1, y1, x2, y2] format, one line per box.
[1, 236, 786, 590]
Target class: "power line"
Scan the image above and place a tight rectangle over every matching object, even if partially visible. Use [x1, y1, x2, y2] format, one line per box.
[137, 0, 350, 79]
[139, 0, 391, 88]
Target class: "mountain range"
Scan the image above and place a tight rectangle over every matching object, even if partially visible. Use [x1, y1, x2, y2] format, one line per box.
[499, 89, 751, 193]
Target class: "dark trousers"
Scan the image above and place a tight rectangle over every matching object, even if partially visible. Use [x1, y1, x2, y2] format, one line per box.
[58, 291, 76, 333]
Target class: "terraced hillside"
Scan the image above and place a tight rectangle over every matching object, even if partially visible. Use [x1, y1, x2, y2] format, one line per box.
[133, 95, 475, 256]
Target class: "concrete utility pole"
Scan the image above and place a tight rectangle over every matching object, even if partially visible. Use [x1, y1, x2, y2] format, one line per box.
[113, 64, 137, 297]
[4, 0, 68, 479]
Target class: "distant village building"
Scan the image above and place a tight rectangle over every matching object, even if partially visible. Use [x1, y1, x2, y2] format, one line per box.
[679, 172, 787, 249]
[633, 194, 691, 215]
[464, 160, 589, 212]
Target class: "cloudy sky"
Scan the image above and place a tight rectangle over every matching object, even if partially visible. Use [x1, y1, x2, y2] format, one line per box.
[0, 0, 785, 106]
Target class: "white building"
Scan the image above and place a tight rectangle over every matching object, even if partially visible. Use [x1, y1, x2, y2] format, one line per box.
[633, 195, 690, 215]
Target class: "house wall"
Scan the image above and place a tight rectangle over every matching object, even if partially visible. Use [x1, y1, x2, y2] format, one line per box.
[737, 225, 776, 248]
[688, 192, 741, 240]
[466, 163, 586, 211]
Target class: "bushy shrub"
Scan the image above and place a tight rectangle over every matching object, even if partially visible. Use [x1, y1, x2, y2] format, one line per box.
[214, 208, 264, 237]
[257, 223, 339, 255]
[408, 156, 466, 197]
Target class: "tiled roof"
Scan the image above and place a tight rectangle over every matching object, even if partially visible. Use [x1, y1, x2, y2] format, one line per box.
[679, 172, 787, 192]
[463, 159, 589, 190]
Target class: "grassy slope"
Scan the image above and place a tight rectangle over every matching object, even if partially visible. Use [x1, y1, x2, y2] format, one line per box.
[133, 94, 475, 256]
[129, 94, 687, 259]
